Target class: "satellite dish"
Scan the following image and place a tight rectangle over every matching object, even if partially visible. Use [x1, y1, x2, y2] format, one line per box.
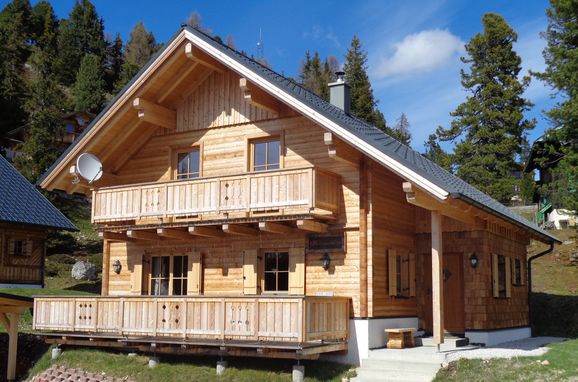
[77, 153, 103, 183]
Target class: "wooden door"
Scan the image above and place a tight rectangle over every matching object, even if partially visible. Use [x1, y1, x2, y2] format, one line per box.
[423, 252, 465, 334]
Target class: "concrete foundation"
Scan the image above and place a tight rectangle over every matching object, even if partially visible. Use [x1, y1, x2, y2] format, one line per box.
[148, 357, 159, 368]
[465, 327, 531, 346]
[292, 365, 305, 382]
[216, 360, 227, 375]
[51, 347, 62, 360]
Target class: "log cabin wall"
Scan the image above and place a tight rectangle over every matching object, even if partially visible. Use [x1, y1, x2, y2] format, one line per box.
[369, 164, 418, 318]
[0, 223, 46, 285]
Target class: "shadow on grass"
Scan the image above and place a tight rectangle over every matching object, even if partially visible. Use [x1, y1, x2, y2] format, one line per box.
[64, 281, 101, 294]
[531, 292, 578, 338]
[0, 333, 49, 381]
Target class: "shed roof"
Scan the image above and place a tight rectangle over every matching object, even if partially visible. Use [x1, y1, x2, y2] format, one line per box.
[0, 156, 77, 231]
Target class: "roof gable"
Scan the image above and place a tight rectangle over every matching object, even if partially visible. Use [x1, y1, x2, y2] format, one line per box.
[0, 156, 76, 230]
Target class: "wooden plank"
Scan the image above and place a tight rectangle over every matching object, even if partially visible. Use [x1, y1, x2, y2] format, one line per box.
[126, 230, 159, 241]
[258, 222, 293, 234]
[132, 98, 176, 130]
[187, 252, 203, 295]
[157, 228, 192, 240]
[243, 250, 258, 295]
[222, 224, 258, 236]
[188, 226, 225, 238]
[296, 220, 327, 233]
[239, 77, 281, 115]
[388, 249, 397, 296]
[7, 312, 19, 381]
[99, 231, 129, 241]
[185, 42, 224, 73]
[431, 211, 444, 345]
[288, 248, 305, 295]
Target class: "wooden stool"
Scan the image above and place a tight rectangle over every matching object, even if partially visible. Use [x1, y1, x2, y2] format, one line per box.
[385, 328, 416, 349]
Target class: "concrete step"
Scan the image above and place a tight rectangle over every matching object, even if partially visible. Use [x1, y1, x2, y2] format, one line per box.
[367, 349, 445, 364]
[360, 358, 441, 373]
[418, 336, 469, 349]
[354, 368, 435, 382]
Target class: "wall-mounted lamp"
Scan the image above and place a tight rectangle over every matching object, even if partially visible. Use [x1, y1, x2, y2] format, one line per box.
[322, 253, 331, 270]
[112, 260, 122, 274]
[469, 253, 479, 269]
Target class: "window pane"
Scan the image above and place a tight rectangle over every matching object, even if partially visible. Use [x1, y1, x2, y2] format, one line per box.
[189, 151, 200, 177]
[182, 280, 187, 295]
[152, 257, 161, 278]
[173, 279, 182, 295]
[177, 153, 188, 176]
[254, 142, 267, 167]
[174, 256, 183, 277]
[267, 140, 280, 165]
[278, 252, 289, 271]
[264, 272, 276, 291]
[267, 163, 280, 170]
[278, 272, 288, 291]
[265, 253, 276, 271]
[152, 279, 169, 296]
[161, 257, 170, 278]
[182, 256, 188, 275]
[160, 279, 169, 295]
[498, 255, 506, 297]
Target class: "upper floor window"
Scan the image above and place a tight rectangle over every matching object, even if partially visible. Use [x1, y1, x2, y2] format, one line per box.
[263, 251, 289, 293]
[177, 149, 200, 179]
[252, 138, 280, 172]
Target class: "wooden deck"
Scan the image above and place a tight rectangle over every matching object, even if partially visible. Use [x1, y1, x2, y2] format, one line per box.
[92, 167, 341, 224]
[33, 295, 349, 357]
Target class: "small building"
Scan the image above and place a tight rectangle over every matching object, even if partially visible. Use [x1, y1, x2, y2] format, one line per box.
[0, 155, 77, 288]
[33, 27, 559, 365]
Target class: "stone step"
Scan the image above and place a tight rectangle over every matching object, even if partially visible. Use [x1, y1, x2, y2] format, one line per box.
[418, 336, 469, 349]
[360, 358, 441, 373]
[354, 368, 435, 382]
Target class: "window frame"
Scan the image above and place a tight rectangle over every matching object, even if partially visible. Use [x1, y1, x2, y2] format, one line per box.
[492, 253, 512, 298]
[170, 143, 203, 180]
[149, 255, 189, 296]
[247, 132, 284, 173]
[9, 238, 28, 257]
[261, 250, 290, 295]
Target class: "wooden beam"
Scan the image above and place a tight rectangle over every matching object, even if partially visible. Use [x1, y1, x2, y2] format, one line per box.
[132, 97, 176, 130]
[157, 61, 199, 103]
[323, 132, 358, 165]
[111, 122, 158, 173]
[258, 222, 293, 234]
[0, 313, 9, 332]
[431, 211, 444, 345]
[7, 313, 19, 381]
[296, 219, 327, 233]
[239, 77, 281, 115]
[188, 226, 225, 238]
[126, 230, 159, 241]
[222, 224, 258, 236]
[185, 42, 224, 73]
[157, 228, 192, 240]
[98, 231, 129, 241]
[101, 240, 110, 296]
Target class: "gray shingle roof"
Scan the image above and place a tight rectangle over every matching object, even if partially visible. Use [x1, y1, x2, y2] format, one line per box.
[0, 156, 77, 230]
[37, 26, 559, 243]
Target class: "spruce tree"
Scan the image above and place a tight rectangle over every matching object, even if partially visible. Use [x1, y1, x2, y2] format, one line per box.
[30, 1, 58, 75]
[424, 133, 452, 172]
[72, 54, 106, 113]
[533, 0, 578, 211]
[115, 22, 158, 91]
[0, 0, 32, 137]
[54, 0, 106, 86]
[343, 36, 386, 131]
[436, 13, 535, 202]
[392, 112, 412, 146]
[105, 33, 123, 92]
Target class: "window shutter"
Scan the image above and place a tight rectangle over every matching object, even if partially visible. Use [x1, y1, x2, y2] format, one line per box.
[521, 259, 526, 286]
[409, 252, 416, 297]
[131, 255, 143, 294]
[187, 251, 203, 295]
[492, 253, 499, 298]
[401, 252, 409, 296]
[388, 249, 397, 296]
[243, 249, 258, 295]
[505, 256, 512, 298]
[8, 239, 14, 256]
[288, 247, 305, 295]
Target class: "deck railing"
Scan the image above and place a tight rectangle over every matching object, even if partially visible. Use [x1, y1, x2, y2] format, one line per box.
[91, 167, 340, 223]
[33, 295, 349, 343]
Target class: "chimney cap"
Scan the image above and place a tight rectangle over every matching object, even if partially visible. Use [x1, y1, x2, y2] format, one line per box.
[335, 71, 346, 83]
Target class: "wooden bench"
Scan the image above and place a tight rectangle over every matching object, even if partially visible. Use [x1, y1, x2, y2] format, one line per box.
[385, 328, 416, 349]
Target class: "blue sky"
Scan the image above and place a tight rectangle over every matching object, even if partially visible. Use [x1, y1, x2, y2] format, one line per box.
[18, 0, 559, 152]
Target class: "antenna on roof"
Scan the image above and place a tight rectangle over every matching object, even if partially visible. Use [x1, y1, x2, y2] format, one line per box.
[256, 28, 264, 60]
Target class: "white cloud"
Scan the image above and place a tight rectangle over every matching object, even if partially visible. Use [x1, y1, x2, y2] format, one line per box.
[374, 29, 464, 79]
[302, 25, 341, 48]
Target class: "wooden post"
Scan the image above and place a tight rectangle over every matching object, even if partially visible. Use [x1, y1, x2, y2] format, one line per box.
[431, 211, 444, 345]
[359, 159, 368, 318]
[102, 240, 110, 296]
[7, 312, 19, 381]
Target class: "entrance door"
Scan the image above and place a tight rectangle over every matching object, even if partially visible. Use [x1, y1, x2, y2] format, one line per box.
[423, 252, 465, 334]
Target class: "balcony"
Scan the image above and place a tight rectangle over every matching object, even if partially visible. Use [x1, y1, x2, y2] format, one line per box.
[33, 295, 349, 358]
[92, 167, 341, 224]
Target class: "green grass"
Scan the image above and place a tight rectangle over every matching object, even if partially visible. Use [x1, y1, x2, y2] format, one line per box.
[434, 339, 578, 382]
[26, 347, 355, 382]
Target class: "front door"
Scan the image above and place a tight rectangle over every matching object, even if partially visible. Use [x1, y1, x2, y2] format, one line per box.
[423, 252, 465, 334]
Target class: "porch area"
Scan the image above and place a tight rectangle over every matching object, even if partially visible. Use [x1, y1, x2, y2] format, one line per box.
[33, 295, 350, 359]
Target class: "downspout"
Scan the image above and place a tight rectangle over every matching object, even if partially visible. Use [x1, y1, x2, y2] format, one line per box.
[527, 242, 555, 336]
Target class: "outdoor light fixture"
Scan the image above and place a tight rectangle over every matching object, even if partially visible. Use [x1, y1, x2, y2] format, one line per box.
[112, 260, 122, 274]
[322, 253, 331, 270]
[469, 253, 479, 269]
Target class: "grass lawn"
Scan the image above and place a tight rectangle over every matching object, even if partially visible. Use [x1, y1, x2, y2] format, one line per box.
[434, 339, 578, 382]
[26, 347, 355, 382]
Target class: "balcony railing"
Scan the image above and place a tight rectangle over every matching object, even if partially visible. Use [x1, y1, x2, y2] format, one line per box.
[33, 295, 349, 344]
[92, 167, 340, 223]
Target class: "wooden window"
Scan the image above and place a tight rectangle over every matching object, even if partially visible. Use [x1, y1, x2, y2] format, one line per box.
[492, 254, 511, 298]
[176, 149, 200, 179]
[251, 138, 280, 172]
[150, 255, 189, 296]
[263, 251, 289, 293]
[388, 249, 415, 298]
[512, 258, 524, 286]
[8, 239, 28, 257]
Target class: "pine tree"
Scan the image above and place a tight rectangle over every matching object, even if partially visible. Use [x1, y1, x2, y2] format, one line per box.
[424, 133, 452, 172]
[299, 52, 339, 101]
[29, 1, 58, 75]
[72, 54, 106, 113]
[54, 0, 106, 86]
[436, 13, 535, 202]
[0, 0, 32, 137]
[104, 33, 123, 92]
[392, 112, 412, 145]
[115, 22, 158, 91]
[533, 0, 578, 211]
[343, 36, 386, 131]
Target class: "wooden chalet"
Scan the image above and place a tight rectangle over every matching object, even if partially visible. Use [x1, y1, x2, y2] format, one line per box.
[0, 155, 76, 288]
[33, 27, 560, 365]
